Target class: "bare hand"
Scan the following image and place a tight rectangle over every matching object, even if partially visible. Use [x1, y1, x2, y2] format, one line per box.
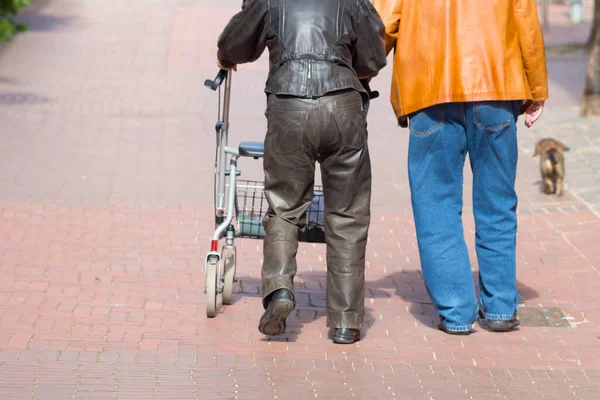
[525, 101, 544, 128]
[216, 57, 237, 71]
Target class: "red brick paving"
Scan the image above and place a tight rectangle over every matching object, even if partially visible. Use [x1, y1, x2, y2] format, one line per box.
[0, 201, 599, 398]
[1, 0, 599, 399]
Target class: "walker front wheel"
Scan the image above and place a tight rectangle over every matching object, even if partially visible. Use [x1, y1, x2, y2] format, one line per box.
[205, 257, 218, 318]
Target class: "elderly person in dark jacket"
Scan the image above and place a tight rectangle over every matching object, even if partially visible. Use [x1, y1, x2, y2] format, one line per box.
[216, 0, 386, 344]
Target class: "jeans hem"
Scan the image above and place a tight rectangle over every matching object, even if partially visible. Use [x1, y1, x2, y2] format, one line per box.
[481, 311, 517, 321]
[440, 323, 473, 332]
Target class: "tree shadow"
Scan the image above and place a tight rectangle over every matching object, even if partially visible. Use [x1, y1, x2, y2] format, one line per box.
[13, 0, 75, 33]
[0, 77, 18, 84]
[369, 269, 540, 332]
[0, 92, 50, 105]
[16, 14, 75, 33]
[546, 54, 588, 106]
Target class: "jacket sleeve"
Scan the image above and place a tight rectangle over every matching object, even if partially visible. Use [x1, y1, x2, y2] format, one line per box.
[217, 0, 269, 68]
[352, 0, 388, 79]
[372, 0, 403, 56]
[513, 0, 549, 102]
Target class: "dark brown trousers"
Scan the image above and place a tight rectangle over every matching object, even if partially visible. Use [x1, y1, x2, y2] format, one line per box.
[261, 90, 372, 329]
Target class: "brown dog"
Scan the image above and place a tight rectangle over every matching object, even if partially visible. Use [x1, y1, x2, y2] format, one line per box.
[533, 138, 570, 196]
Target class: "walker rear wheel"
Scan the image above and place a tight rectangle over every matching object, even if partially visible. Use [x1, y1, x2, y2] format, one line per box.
[221, 247, 236, 305]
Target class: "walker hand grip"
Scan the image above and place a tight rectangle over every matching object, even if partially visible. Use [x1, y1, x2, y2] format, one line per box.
[204, 70, 228, 91]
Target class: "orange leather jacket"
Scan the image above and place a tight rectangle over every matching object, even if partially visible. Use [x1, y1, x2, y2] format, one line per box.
[372, 0, 549, 121]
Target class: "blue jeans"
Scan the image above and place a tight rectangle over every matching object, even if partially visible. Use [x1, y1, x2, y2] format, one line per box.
[407, 101, 521, 332]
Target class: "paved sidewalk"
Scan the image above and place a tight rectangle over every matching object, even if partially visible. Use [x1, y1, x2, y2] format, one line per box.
[0, 1, 599, 399]
[539, 0, 596, 47]
[519, 106, 600, 216]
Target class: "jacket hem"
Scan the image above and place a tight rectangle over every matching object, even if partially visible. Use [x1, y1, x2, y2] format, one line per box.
[393, 91, 549, 119]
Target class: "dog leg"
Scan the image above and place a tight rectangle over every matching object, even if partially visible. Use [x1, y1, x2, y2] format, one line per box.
[543, 177, 555, 194]
[555, 178, 564, 196]
[555, 161, 565, 196]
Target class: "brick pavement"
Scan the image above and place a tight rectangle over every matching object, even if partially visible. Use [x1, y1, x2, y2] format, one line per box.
[532, 1, 600, 216]
[519, 105, 600, 216]
[0, 0, 599, 399]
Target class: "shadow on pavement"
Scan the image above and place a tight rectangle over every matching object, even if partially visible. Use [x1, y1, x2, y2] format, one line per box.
[13, 0, 75, 33]
[369, 269, 539, 332]
[0, 91, 50, 105]
[235, 272, 378, 342]
[234, 267, 539, 339]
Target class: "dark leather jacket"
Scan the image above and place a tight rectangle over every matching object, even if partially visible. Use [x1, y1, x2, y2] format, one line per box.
[217, 0, 387, 99]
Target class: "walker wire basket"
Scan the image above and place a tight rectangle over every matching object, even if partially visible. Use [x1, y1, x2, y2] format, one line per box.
[235, 180, 326, 243]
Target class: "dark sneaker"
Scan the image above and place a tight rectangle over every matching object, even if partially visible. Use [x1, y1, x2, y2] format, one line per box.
[332, 328, 360, 344]
[258, 289, 295, 336]
[477, 310, 520, 332]
[438, 322, 472, 335]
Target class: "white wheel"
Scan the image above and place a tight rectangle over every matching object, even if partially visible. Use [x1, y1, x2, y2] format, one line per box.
[206, 258, 218, 318]
[221, 247, 236, 305]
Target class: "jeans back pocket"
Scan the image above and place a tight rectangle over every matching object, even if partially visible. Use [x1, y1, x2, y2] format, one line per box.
[409, 104, 445, 137]
[473, 101, 518, 132]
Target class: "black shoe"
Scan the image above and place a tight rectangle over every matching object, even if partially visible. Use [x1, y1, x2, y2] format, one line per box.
[438, 322, 472, 335]
[258, 289, 295, 336]
[332, 328, 360, 344]
[477, 310, 520, 332]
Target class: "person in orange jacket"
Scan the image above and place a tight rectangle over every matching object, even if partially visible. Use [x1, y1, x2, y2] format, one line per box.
[373, 0, 548, 334]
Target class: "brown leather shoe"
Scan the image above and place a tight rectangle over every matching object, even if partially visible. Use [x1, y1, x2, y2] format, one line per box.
[477, 310, 520, 332]
[332, 328, 360, 344]
[258, 289, 295, 336]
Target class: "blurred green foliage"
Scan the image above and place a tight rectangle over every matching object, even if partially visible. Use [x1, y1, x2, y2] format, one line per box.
[1, 0, 32, 42]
